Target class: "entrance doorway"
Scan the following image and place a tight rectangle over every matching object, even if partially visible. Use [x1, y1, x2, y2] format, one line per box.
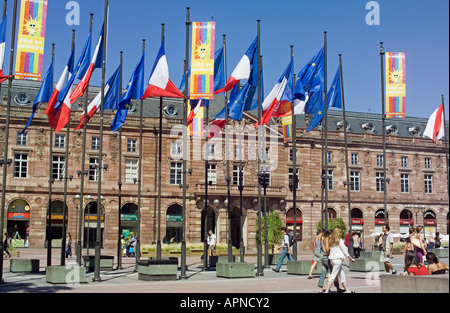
[83, 201, 105, 249]
[46, 200, 69, 247]
[166, 204, 183, 244]
[120, 203, 138, 241]
[200, 206, 216, 243]
[7, 199, 31, 248]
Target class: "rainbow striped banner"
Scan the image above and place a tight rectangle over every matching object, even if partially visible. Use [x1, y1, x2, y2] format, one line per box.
[281, 115, 292, 143]
[190, 22, 215, 99]
[385, 52, 406, 118]
[14, 0, 48, 81]
[188, 105, 204, 137]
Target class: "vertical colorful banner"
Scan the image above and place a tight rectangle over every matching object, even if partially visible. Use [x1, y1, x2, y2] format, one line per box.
[385, 52, 406, 118]
[190, 22, 215, 99]
[188, 104, 204, 137]
[14, 0, 48, 81]
[281, 114, 292, 143]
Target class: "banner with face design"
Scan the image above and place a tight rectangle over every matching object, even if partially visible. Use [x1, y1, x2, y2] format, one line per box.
[190, 22, 215, 99]
[385, 52, 406, 118]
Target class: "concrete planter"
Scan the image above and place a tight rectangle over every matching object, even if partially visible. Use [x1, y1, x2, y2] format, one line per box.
[381, 274, 449, 293]
[427, 248, 449, 258]
[46, 265, 86, 284]
[138, 258, 178, 281]
[83, 255, 114, 271]
[287, 260, 322, 275]
[10, 259, 40, 273]
[349, 258, 385, 272]
[216, 262, 255, 278]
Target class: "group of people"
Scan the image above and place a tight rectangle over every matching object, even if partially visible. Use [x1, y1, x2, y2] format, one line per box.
[402, 225, 448, 276]
[121, 234, 137, 257]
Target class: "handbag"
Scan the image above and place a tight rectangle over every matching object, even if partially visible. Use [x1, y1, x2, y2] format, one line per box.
[411, 237, 421, 248]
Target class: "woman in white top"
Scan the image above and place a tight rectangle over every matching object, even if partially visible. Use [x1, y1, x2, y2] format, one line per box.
[324, 227, 356, 293]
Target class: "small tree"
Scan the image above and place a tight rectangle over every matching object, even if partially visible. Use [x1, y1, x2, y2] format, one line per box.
[256, 212, 284, 254]
[316, 218, 347, 239]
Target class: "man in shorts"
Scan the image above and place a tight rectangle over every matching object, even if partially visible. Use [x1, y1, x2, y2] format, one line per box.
[207, 230, 217, 256]
[380, 224, 397, 274]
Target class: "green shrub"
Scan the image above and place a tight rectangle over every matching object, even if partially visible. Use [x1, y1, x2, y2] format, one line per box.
[256, 212, 284, 253]
[316, 218, 347, 239]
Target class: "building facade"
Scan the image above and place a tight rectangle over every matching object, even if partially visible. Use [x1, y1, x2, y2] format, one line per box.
[1, 80, 449, 252]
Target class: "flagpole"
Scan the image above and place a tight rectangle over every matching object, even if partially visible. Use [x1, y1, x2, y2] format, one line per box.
[181, 7, 191, 280]
[156, 24, 165, 261]
[290, 45, 298, 260]
[224, 39, 232, 264]
[0, 0, 6, 98]
[323, 31, 330, 233]
[0, 0, 17, 285]
[76, 13, 94, 267]
[60, 30, 76, 266]
[93, 0, 108, 282]
[339, 54, 353, 256]
[47, 43, 55, 267]
[441, 95, 450, 204]
[135, 39, 145, 271]
[256, 19, 264, 277]
[380, 42, 388, 224]
[116, 50, 123, 270]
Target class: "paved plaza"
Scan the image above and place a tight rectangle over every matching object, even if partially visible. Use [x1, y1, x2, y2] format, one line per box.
[0, 248, 419, 294]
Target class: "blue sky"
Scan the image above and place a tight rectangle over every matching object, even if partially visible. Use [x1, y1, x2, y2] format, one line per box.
[3, 0, 449, 119]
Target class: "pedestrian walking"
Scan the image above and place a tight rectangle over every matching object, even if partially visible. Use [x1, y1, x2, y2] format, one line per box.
[404, 226, 416, 256]
[207, 230, 217, 257]
[3, 233, 11, 258]
[324, 227, 356, 293]
[272, 227, 294, 273]
[352, 231, 361, 258]
[413, 225, 427, 263]
[380, 224, 397, 275]
[308, 229, 324, 279]
[65, 233, 72, 258]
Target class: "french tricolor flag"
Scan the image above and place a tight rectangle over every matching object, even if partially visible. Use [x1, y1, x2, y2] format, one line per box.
[255, 59, 293, 127]
[70, 25, 104, 104]
[45, 49, 75, 130]
[423, 104, 445, 143]
[187, 99, 203, 126]
[214, 37, 257, 94]
[0, 14, 11, 84]
[142, 39, 185, 99]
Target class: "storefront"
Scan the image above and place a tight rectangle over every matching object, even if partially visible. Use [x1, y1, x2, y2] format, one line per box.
[399, 209, 414, 237]
[46, 200, 68, 247]
[7, 199, 31, 248]
[120, 203, 138, 241]
[166, 204, 183, 243]
[374, 209, 389, 234]
[423, 210, 437, 238]
[84, 202, 105, 249]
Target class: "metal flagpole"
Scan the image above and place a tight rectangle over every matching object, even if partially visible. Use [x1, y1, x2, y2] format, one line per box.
[256, 19, 264, 276]
[203, 98, 209, 270]
[156, 24, 164, 261]
[380, 42, 388, 224]
[116, 50, 123, 270]
[441, 95, 449, 204]
[0, 0, 18, 285]
[323, 31, 329, 232]
[181, 7, 191, 280]
[290, 45, 298, 260]
[135, 39, 145, 270]
[76, 14, 94, 267]
[339, 54, 353, 256]
[93, 0, 108, 282]
[47, 43, 55, 267]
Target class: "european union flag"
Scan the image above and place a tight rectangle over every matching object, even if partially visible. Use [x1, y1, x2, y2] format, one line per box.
[305, 85, 325, 132]
[327, 66, 342, 109]
[111, 53, 145, 132]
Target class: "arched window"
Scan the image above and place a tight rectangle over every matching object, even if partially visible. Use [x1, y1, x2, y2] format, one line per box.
[166, 204, 183, 244]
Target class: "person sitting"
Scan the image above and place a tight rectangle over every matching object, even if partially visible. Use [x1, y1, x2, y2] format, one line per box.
[403, 250, 428, 276]
[426, 252, 449, 275]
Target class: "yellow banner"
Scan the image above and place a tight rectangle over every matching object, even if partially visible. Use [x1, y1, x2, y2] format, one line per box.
[14, 0, 48, 81]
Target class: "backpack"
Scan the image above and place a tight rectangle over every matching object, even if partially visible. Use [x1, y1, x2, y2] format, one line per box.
[288, 234, 295, 247]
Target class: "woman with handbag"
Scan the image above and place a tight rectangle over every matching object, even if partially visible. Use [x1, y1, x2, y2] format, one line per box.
[404, 227, 416, 256]
[413, 226, 427, 263]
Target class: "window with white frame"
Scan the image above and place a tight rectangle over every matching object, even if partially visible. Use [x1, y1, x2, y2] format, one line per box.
[376, 172, 384, 192]
[170, 162, 183, 185]
[16, 132, 28, 146]
[52, 155, 66, 180]
[55, 134, 65, 149]
[232, 165, 244, 186]
[401, 156, 408, 168]
[91, 137, 100, 151]
[350, 171, 360, 191]
[13, 154, 28, 178]
[171, 142, 182, 156]
[207, 143, 215, 159]
[327, 170, 334, 191]
[260, 165, 271, 186]
[351, 153, 359, 165]
[234, 144, 244, 160]
[127, 139, 137, 153]
[424, 174, 433, 194]
[207, 163, 217, 185]
[125, 159, 138, 183]
[327, 151, 333, 164]
[376, 155, 384, 167]
[289, 167, 300, 190]
[89, 157, 99, 181]
[425, 158, 431, 169]
[401, 173, 410, 193]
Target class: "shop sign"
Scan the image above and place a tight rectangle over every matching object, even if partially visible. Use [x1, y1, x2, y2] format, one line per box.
[351, 218, 364, 225]
[167, 215, 183, 222]
[375, 218, 389, 225]
[400, 219, 414, 225]
[8, 212, 30, 219]
[121, 214, 138, 221]
[424, 219, 437, 226]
